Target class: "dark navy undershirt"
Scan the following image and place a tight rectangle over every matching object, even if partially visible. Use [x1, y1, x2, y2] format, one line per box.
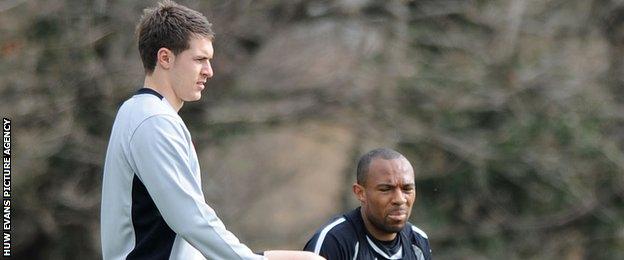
[367, 229, 402, 257]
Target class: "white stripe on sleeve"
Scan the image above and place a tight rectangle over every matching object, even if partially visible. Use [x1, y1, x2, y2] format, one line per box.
[411, 225, 429, 239]
[314, 218, 346, 254]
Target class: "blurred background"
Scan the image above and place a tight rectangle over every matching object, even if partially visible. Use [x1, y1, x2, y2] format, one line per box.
[2, 0, 624, 259]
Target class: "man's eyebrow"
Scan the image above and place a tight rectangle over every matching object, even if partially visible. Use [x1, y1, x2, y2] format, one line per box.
[375, 182, 415, 186]
[202, 50, 214, 59]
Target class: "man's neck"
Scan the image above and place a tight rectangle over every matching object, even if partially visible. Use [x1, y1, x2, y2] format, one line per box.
[359, 207, 397, 241]
[144, 74, 183, 112]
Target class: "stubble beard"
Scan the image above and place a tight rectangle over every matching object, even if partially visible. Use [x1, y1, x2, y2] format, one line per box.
[369, 212, 405, 235]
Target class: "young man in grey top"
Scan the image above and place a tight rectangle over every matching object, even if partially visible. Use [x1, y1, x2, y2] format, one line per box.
[101, 1, 323, 259]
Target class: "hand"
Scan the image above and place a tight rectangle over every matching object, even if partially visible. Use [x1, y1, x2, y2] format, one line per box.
[264, 250, 326, 260]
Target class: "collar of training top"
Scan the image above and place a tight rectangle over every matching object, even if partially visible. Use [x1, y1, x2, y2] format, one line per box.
[136, 88, 164, 99]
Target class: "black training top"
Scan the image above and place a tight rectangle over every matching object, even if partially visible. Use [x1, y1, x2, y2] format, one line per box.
[304, 207, 432, 260]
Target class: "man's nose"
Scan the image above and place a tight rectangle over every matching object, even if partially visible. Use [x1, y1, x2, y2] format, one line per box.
[202, 62, 213, 78]
[391, 189, 407, 205]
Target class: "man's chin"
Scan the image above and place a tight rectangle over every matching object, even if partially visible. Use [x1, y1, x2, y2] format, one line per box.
[184, 94, 202, 102]
[383, 222, 406, 233]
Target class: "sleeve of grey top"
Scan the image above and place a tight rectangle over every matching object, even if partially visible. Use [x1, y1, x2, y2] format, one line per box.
[129, 115, 265, 260]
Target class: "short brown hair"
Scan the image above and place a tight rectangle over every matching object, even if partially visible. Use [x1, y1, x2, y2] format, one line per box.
[136, 0, 215, 74]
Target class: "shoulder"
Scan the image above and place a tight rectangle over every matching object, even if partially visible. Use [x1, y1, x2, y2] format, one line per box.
[304, 216, 356, 253]
[119, 94, 182, 127]
[323, 217, 357, 242]
[405, 223, 432, 258]
[117, 95, 185, 138]
[133, 115, 185, 139]
[310, 216, 354, 245]
[408, 224, 429, 240]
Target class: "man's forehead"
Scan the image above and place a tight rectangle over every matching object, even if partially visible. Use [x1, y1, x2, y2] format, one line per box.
[188, 37, 213, 56]
[368, 157, 414, 182]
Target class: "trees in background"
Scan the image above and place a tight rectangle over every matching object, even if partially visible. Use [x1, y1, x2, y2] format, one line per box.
[1, 0, 623, 259]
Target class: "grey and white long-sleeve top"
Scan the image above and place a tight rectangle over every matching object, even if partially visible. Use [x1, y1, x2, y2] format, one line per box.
[101, 88, 264, 260]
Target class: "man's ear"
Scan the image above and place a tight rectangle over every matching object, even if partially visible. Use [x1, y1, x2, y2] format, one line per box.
[157, 47, 174, 70]
[353, 183, 366, 203]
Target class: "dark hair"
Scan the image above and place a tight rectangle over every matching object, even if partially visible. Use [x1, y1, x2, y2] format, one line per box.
[356, 148, 403, 184]
[136, 0, 215, 74]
